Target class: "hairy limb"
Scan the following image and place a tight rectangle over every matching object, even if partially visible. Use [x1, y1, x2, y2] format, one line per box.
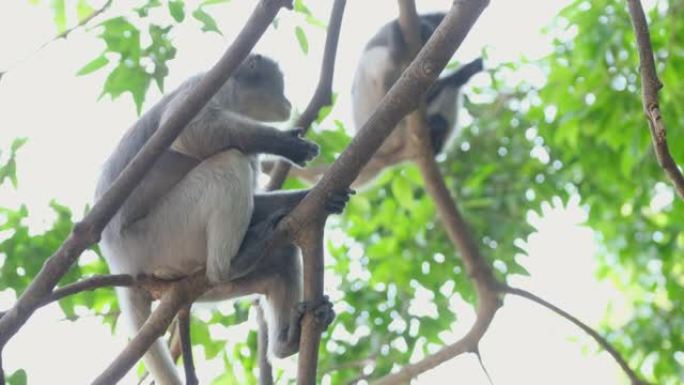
[166, 104, 319, 165]
[231, 188, 353, 280]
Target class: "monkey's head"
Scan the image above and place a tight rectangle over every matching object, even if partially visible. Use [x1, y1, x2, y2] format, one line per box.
[226, 54, 292, 122]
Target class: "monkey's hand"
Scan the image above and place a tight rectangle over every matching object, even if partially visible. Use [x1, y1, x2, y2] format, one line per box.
[324, 188, 355, 214]
[283, 128, 319, 166]
[296, 295, 335, 328]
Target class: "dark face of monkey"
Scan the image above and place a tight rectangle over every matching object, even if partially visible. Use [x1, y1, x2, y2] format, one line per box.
[227, 54, 292, 122]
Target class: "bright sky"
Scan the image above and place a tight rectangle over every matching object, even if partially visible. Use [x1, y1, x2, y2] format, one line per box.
[0, 0, 632, 384]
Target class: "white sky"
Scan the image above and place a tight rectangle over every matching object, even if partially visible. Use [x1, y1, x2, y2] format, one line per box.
[0, 0, 633, 384]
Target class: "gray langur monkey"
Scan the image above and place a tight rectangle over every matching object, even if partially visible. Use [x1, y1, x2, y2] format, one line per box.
[96, 54, 349, 385]
[275, 13, 483, 187]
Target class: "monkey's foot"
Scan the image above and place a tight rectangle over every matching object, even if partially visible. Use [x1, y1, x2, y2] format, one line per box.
[285, 128, 320, 166]
[325, 188, 355, 214]
[297, 295, 335, 328]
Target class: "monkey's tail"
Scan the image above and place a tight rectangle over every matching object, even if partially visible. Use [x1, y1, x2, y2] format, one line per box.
[426, 57, 484, 103]
[441, 57, 484, 87]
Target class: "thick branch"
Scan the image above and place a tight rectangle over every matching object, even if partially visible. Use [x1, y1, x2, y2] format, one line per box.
[0, 0, 292, 350]
[626, 0, 684, 198]
[266, 0, 347, 191]
[504, 286, 651, 385]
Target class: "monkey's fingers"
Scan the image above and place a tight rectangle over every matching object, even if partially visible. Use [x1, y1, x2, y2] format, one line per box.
[289, 138, 320, 167]
[325, 188, 355, 214]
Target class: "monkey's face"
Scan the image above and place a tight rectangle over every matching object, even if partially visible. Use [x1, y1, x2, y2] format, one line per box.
[231, 54, 292, 122]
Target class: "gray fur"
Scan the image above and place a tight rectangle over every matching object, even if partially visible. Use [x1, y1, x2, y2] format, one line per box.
[96, 54, 316, 385]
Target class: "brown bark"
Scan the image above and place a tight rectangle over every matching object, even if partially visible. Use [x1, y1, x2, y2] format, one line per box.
[627, 0, 684, 198]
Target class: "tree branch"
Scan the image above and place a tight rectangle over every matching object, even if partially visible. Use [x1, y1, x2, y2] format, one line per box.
[295, 223, 327, 385]
[256, 301, 274, 385]
[46, 274, 134, 305]
[266, 0, 347, 191]
[370, 2, 499, 384]
[0, 0, 293, 353]
[178, 305, 198, 385]
[0, 0, 113, 77]
[273, 1, 489, 384]
[626, 0, 684, 199]
[503, 285, 651, 385]
[92, 274, 210, 385]
[282, 0, 488, 225]
[252, 3, 348, 383]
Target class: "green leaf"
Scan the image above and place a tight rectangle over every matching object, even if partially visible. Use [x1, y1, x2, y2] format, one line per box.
[294, 26, 309, 54]
[168, 0, 185, 22]
[192, 7, 222, 34]
[6, 369, 27, 385]
[51, 0, 67, 33]
[10, 137, 28, 153]
[293, 0, 312, 15]
[76, 0, 95, 21]
[77, 55, 109, 76]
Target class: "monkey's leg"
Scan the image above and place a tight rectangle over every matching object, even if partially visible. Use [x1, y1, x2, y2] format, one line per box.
[116, 287, 183, 385]
[229, 189, 354, 279]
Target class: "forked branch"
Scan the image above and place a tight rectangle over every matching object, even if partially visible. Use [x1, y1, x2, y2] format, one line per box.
[281, 1, 490, 384]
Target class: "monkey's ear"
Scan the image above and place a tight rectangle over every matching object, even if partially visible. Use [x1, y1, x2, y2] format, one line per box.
[249, 54, 262, 70]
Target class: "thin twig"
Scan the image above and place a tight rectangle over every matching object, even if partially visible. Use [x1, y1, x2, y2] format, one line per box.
[45, 274, 134, 305]
[255, 300, 274, 385]
[178, 305, 198, 385]
[0, 0, 113, 76]
[0, 0, 293, 355]
[626, 0, 684, 198]
[504, 286, 651, 385]
[266, 0, 347, 191]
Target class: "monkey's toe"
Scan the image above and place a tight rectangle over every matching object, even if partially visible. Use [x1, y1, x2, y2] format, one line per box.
[324, 188, 355, 214]
[296, 295, 336, 328]
[313, 300, 335, 328]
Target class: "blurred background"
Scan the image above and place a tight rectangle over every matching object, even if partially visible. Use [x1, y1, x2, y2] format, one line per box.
[0, 0, 682, 384]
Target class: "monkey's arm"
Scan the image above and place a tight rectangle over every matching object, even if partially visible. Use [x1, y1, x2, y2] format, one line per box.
[160, 98, 318, 165]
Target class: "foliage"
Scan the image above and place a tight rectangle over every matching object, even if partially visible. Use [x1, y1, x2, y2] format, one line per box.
[1, 0, 683, 384]
[529, 1, 684, 383]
